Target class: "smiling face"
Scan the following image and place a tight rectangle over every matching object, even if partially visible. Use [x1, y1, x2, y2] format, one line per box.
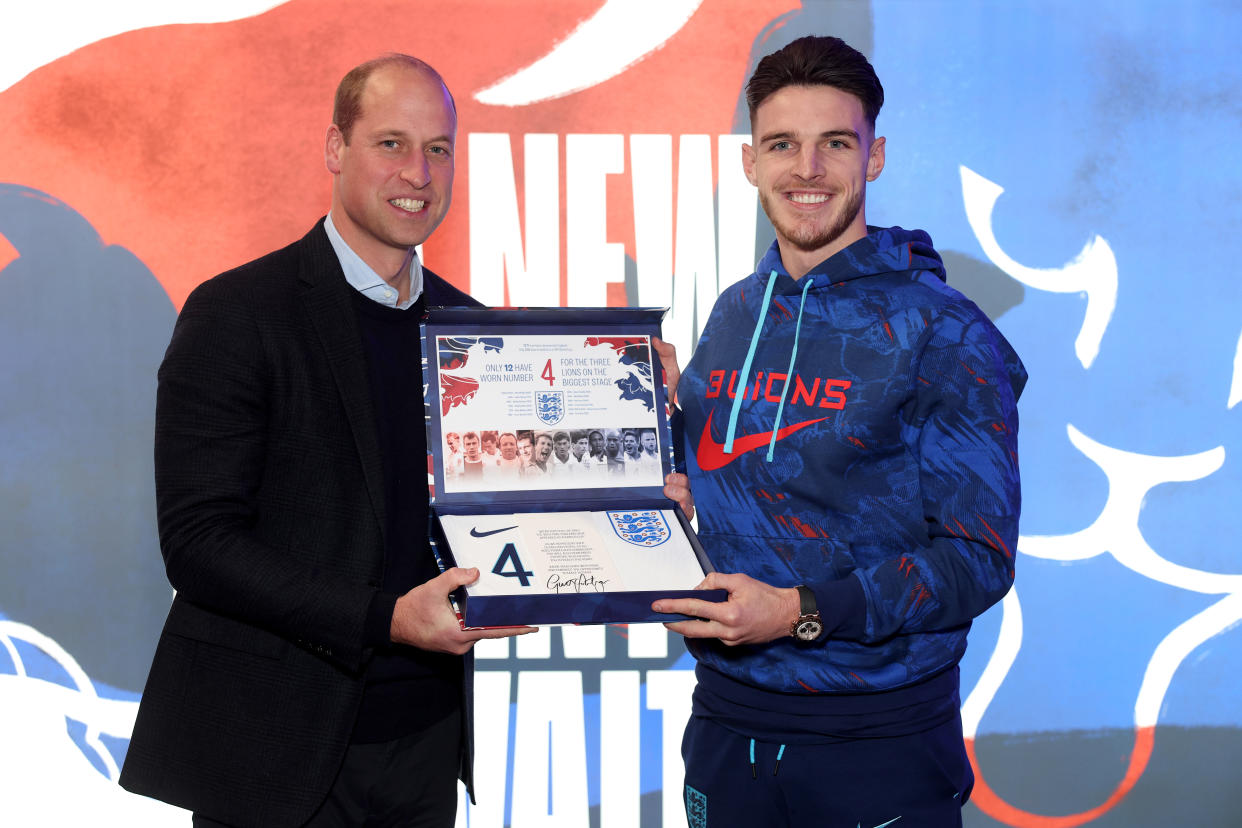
[499, 433, 518, 460]
[325, 63, 456, 276]
[623, 432, 640, 458]
[742, 84, 885, 279]
[517, 436, 532, 461]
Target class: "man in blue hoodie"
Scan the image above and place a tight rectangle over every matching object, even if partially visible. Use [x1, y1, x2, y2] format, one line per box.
[652, 36, 1026, 826]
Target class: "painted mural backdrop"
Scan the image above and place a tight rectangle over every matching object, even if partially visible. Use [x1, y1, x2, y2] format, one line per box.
[2, 0, 1239, 824]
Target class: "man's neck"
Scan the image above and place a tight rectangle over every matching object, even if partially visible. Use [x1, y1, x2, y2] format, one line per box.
[387, 259, 413, 305]
[778, 222, 869, 281]
[325, 211, 417, 302]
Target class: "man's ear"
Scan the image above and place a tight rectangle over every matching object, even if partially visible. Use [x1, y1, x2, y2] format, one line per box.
[866, 135, 886, 182]
[742, 142, 758, 187]
[325, 124, 345, 174]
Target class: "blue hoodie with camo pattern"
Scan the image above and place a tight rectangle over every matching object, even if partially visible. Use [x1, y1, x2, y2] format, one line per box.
[677, 226, 1026, 713]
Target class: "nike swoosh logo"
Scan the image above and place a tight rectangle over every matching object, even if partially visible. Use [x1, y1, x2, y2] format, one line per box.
[864, 818, 901, 828]
[470, 525, 519, 538]
[695, 409, 828, 471]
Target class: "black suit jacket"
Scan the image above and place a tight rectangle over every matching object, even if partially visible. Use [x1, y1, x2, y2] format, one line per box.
[120, 220, 480, 826]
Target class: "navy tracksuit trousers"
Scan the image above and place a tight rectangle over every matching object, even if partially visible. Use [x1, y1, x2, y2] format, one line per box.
[681, 713, 973, 827]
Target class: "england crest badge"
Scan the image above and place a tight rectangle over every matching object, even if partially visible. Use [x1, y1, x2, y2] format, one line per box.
[607, 510, 671, 547]
[535, 390, 565, 425]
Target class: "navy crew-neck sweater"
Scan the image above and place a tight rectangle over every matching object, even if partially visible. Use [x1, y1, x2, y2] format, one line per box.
[350, 290, 460, 743]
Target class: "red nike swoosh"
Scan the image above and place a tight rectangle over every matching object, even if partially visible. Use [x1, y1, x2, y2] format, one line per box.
[696, 409, 829, 471]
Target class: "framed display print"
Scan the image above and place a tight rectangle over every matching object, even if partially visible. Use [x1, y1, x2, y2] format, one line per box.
[422, 307, 724, 627]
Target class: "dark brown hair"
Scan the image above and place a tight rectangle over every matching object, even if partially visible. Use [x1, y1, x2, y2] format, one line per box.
[746, 36, 884, 128]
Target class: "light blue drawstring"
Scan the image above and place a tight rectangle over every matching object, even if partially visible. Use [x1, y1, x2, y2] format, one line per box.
[747, 739, 788, 777]
[766, 276, 815, 461]
[724, 271, 779, 454]
[722, 270, 817, 463]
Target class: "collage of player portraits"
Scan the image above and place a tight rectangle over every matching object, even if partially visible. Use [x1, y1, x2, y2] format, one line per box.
[442, 426, 663, 491]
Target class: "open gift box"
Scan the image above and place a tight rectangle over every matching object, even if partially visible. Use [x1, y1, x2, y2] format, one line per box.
[421, 307, 724, 627]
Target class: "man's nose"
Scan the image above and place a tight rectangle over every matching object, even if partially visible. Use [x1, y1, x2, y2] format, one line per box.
[793, 146, 824, 180]
[401, 154, 431, 188]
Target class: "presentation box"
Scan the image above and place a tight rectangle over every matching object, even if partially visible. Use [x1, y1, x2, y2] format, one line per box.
[422, 307, 723, 627]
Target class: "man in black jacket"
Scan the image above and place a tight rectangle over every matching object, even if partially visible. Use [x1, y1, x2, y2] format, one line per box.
[120, 53, 529, 827]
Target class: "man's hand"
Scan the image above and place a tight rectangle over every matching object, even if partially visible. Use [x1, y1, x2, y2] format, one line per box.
[391, 567, 535, 654]
[652, 572, 799, 646]
[664, 472, 695, 521]
[652, 337, 681, 405]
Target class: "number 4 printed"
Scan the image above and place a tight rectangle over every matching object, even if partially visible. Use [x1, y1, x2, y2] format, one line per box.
[492, 542, 535, 587]
[541, 358, 555, 386]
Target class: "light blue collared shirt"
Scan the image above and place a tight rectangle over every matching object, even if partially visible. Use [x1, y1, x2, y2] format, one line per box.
[325, 212, 424, 309]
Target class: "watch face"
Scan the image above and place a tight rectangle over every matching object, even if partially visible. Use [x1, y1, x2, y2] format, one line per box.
[795, 619, 823, 642]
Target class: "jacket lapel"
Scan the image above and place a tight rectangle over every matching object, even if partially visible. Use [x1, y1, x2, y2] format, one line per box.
[298, 221, 387, 542]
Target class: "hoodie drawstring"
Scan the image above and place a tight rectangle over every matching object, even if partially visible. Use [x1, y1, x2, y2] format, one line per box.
[748, 739, 788, 777]
[766, 275, 815, 461]
[723, 270, 817, 462]
[724, 271, 779, 454]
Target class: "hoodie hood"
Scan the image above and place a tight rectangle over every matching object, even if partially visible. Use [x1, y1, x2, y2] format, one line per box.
[755, 226, 946, 295]
[722, 227, 965, 457]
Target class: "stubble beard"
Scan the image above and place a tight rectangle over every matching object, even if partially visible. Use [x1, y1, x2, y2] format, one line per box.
[761, 187, 863, 253]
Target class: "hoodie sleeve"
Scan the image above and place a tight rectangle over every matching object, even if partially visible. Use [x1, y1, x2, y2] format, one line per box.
[844, 303, 1025, 641]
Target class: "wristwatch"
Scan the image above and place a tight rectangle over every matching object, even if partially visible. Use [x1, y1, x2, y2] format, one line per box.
[790, 585, 823, 642]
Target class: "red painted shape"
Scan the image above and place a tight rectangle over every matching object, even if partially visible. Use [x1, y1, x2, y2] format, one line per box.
[0, 0, 797, 310]
[966, 726, 1155, 827]
[0, 232, 16, 272]
[585, 335, 645, 353]
[439, 373, 479, 415]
